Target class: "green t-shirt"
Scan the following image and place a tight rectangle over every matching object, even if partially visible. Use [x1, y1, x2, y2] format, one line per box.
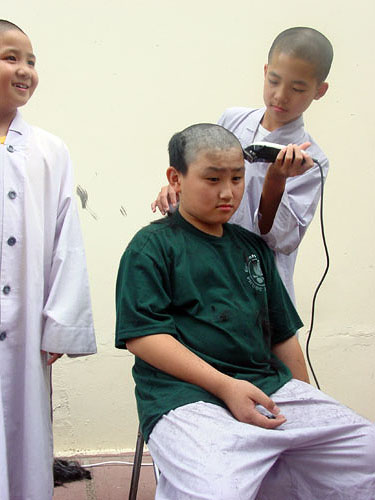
[116, 211, 303, 441]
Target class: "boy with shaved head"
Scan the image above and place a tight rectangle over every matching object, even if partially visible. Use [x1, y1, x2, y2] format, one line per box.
[0, 20, 96, 500]
[117, 123, 375, 500]
[218, 27, 333, 303]
[153, 27, 333, 304]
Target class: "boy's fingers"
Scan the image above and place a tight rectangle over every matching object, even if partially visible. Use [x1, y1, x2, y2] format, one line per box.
[274, 147, 286, 166]
[151, 186, 172, 214]
[151, 196, 165, 213]
[249, 386, 280, 415]
[293, 147, 304, 164]
[301, 149, 314, 165]
[298, 141, 312, 151]
[250, 411, 286, 429]
[275, 144, 314, 176]
[283, 144, 295, 164]
[44, 352, 63, 365]
[159, 186, 173, 213]
[168, 189, 177, 207]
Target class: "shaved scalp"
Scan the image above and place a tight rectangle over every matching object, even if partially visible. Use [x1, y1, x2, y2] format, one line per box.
[0, 20, 25, 36]
[169, 123, 243, 175]
[268, 27, 333, 82]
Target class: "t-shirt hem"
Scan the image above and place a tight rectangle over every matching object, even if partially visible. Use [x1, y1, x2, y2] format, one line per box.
[115, 327, 177, 349]
[272, 324, 302, 345]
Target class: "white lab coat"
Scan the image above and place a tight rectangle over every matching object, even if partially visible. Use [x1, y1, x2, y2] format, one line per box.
[0, 112, 96, 500]
[218, 107, 329, 303]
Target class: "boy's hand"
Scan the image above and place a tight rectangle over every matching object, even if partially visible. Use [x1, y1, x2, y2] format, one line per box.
[218, 378, 286, 429]
[127, 334, 285, 429]
[41, 350, 64, 365]
[258, 142, 314, 234]
[151, 185, 179, 215]
[268, 142, 314, 180]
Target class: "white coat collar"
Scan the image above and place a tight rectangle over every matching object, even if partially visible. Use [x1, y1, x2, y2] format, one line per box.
[246, 107, 306, 144]
[6, 111, 30, 146]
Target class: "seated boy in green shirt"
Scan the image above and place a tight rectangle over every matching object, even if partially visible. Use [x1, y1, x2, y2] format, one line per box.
[116, 124, 374, 500]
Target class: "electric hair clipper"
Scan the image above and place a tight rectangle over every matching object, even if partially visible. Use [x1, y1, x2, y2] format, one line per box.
[243, 141, 314, 164]
[243, 142, 285, 163]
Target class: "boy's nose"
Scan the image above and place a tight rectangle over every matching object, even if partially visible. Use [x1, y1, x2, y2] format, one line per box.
[219, 184, 233, 200]
[16, 64, 31, 78]
[275, 86, 289, 103]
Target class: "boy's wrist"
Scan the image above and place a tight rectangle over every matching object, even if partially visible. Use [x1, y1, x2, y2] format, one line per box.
[211, 373, 238, 401]
[266, 163, 288, 183]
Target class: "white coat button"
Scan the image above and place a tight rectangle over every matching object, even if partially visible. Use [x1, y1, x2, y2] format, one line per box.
[0, 331, 6, 341]
[3, 286, 10, 295]
[7, 237, 16, 246]
[8, 191, 17, 200]
[7, 145, 14, 153]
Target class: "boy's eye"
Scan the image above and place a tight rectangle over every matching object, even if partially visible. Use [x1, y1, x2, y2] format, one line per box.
[206, 177, 219, 182]
[5, 55, 16, 61]
[232, 176, 243, 182]
[268, 79, 278, 85]
[28, 60, 35, 67]
[293, 88, 306, 93]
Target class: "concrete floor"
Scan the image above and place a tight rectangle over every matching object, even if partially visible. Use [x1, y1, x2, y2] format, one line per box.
[53, 453, 156, 500]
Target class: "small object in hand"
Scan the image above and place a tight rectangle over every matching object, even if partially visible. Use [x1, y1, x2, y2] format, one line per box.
[243, 142, 285, 163]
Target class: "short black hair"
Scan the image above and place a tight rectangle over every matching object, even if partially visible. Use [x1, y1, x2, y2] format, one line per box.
[0, 20, 25, 36]
[168, 123, 243, 175]
[268, 27, 333, 82]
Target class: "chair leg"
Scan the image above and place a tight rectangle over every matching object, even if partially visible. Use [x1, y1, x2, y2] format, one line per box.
[128, 425, 144, 500]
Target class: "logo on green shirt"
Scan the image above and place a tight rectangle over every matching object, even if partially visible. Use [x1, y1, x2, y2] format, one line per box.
[245, 254, 265, 291]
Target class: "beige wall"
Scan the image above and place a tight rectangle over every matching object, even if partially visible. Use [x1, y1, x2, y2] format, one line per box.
[3, 1, 374, 454]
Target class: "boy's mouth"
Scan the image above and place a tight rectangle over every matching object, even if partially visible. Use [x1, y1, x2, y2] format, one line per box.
[217, 204, 233, 211]
[13, 83, 29, 89]
[271, 104, 287, 113]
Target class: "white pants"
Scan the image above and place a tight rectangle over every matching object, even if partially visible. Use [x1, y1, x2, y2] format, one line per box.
[148, 379, 375, 500]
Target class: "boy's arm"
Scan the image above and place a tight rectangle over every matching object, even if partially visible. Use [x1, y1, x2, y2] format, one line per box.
[127, 333, 286, 428]
[41, 141, 96, 357]
[256, 146, 328, 256]
[42, 352, 63, 365]
[258, 143, 313, 235]
[272, 335, 310, 383]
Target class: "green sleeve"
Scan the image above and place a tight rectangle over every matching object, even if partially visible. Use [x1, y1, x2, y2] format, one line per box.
[115, 240, 177, 349]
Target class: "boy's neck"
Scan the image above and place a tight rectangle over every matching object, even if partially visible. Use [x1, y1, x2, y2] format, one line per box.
[261, 110, 302, 132]
[0, 110, 17, 136]
[178, 208, 224, 237]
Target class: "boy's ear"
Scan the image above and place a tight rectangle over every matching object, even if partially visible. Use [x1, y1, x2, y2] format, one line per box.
[263, 63, 268, 78]
[166, 166, 182, 193]
[314, 82, 329, 101]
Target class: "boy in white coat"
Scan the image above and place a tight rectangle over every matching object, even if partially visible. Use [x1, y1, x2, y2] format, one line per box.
[152, 27, 333, 303]
[0, 20, 96, 500]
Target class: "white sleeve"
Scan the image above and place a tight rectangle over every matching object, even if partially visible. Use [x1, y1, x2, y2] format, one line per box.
[217, 107, 255, 131]
[41, 145, 96, 355]
[256, 157, 328, 254]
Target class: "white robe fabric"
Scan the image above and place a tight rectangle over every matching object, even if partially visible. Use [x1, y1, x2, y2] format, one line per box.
[0, 112, 96, 500]
[218, 107, 329, 303]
